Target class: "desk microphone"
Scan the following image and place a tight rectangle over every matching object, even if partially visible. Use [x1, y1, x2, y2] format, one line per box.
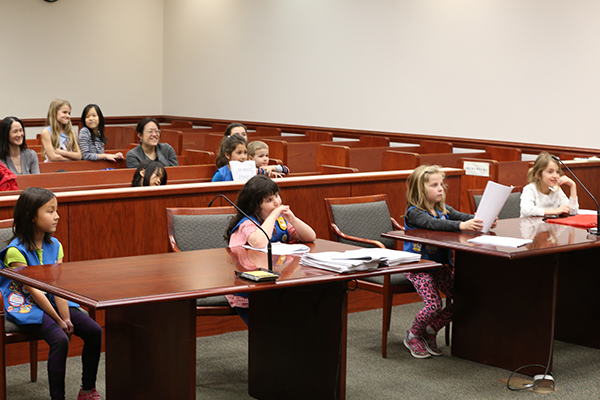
[208, 194, 274, 271]
[552, 155, 600, 235]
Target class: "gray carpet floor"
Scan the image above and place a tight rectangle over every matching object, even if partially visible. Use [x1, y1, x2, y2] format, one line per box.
[7, 301, 600, 399]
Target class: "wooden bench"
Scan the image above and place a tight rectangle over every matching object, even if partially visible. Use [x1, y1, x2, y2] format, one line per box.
[13, 165, 216, 193]
[0, 168, 464, 262]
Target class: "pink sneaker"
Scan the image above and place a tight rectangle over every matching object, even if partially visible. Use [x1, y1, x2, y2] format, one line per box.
[77, 388, 101, 400]
[403, 332, 431, 359]
[421, 332, 442, 356]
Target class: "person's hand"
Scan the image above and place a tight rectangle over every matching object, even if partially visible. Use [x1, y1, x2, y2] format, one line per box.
[277, 205, 297, 222]
[459, 219, 483, 232]
[268, 170, 284, 178]
[490, 217, 498, 229]
[558, 176, 575, 187]
[104, 153, 122, 162]
[550, 205, 570, 215]
[58, 319, 74, 339]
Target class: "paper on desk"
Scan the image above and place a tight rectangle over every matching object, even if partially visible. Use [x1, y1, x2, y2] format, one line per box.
[467, 235, 532, 248]
[242, 242, 311, 255]
[578, 209, 598, 215]
[474, 181, 514, 233]
[300, 248, 421, 273]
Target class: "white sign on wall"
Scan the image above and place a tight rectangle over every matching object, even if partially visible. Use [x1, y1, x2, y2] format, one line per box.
[463, 161, 490, 177]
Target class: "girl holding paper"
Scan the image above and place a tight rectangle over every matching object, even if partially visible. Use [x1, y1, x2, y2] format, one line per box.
[520, 152, 578, 217]
[403, 165, 488, 359]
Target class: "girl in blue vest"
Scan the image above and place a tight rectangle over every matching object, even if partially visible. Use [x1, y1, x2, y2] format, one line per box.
[0, 187, 102, 400]
[212, 135, 248, 182]
[224, 175, 316, 323]
[403, 165, 491, 359]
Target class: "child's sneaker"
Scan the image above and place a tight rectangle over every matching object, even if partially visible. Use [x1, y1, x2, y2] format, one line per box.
[403, 332, 431, 358]
[77, 388, 101, 400]
[422, 332, 442, 356]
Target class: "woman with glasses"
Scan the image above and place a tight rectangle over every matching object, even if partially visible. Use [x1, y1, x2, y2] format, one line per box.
[126, 117, 178, 168]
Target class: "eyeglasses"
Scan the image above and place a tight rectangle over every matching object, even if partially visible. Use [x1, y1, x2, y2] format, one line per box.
[146, 129, 161, 134]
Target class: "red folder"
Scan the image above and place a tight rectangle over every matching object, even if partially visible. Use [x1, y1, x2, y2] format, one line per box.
[546, 214, 597, 229]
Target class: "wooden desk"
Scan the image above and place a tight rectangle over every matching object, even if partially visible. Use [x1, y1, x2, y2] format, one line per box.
[0, 239, 440, 400]
[383, 218, 600, 375]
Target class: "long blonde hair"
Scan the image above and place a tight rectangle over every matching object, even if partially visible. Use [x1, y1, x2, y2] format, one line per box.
[43, 98, 79, 158]
[527, 151, 562, 192]
[406, 165, 448, 215]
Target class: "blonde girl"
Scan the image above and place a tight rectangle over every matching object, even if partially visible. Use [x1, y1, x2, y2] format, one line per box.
[520, 152, 578, 217]
[40, 99, 82, 162]
[403, 165, 486, 359]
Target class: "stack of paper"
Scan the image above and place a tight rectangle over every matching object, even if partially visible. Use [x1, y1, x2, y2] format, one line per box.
[300, 248, 421, 273]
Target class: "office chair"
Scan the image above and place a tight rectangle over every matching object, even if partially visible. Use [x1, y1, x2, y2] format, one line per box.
[166, 207, 238, 316]
[324, 194, 420, 358]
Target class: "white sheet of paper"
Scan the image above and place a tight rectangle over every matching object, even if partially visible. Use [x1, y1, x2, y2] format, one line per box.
[467, 235, 532, 248]
[230, 160, 257, 182]
[474, 181, 514, 233]
[242, 242, 311, 255]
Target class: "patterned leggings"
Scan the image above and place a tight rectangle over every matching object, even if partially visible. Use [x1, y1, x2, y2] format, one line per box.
[405, 266, 454, 336]
[24, 308, 102, 400]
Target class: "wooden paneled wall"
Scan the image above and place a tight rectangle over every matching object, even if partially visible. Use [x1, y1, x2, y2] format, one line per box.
[0, 170, 463, 262]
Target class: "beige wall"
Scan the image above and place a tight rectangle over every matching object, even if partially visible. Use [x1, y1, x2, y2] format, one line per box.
[0, 0, 164, 122]
[3, 1, 600, 149]
[163, 0, 600, 149]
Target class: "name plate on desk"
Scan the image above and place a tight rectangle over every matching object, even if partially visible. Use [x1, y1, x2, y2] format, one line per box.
[463, 161, 490, 177]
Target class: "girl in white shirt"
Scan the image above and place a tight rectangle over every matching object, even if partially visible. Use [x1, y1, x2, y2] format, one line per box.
[520, 152, 578, 217]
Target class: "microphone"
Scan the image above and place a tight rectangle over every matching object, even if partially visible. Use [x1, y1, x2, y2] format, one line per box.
[552, 155, 600, 235]
[208, 194, 275, 271]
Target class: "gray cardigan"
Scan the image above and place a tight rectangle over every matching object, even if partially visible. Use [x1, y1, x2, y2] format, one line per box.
[126, 143, 178, 168]
[1, 149, 40, 175]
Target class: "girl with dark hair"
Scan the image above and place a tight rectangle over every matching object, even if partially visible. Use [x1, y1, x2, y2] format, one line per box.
[0, 187, 102, 400]
[125, 117, 178, 168]
[224, 175, 316, 324]
[40, 99, 82, 162]
[131, 160, 167, 186]
[223, 122, 248, 140]
[212, 135, 248, 182]
[78, 104, 123, 162]
[0, 116, 40, 174]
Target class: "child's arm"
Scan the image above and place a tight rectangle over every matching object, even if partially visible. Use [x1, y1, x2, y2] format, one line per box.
[53, 258, 74, 337]
[406, 206, 482, 232]
[558, 176, 579, 215]
[54, 140, 82, 161]
[40, 129, 70, 161]
[247, 206, 286, 248]
[281, 208, 316, 242]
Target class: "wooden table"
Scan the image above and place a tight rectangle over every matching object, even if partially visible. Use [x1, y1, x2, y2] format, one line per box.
[0, 239, 440, 400]
[383, 217, 600, 375]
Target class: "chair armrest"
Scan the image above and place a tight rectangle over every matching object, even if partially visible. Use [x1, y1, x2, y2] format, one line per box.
[168, 235, 182, 252]
[331, 223, 386, 249]
[390, 217, 404, 231]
